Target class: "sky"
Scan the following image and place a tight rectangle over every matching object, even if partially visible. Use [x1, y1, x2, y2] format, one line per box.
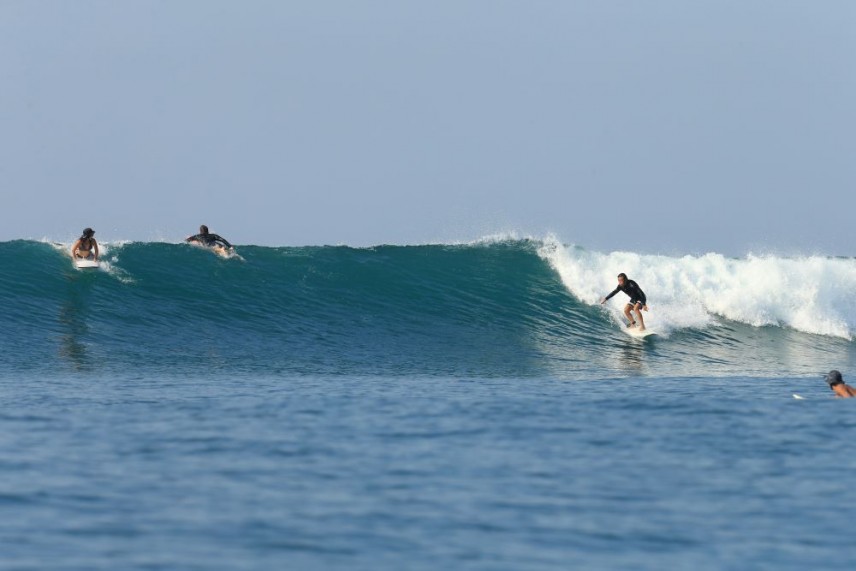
[1, 1, 854, 255]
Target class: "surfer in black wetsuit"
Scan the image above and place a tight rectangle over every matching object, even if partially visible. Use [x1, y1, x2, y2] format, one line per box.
[185, 225, 233, 250]
[71, 227, 99, 260]
[600, 273, 649, 331]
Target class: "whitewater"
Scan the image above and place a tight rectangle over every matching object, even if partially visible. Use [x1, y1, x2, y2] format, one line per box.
[2, 236, 855, 571]
[539, 236, 856, 340]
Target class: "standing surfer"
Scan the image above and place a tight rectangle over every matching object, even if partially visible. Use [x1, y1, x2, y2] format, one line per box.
[600, 273, 648, 331]
[71, 228, 99, 261]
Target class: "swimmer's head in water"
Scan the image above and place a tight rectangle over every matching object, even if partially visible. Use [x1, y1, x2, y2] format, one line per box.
[200, 225, 209, 234]
[826, 370, 844, 387]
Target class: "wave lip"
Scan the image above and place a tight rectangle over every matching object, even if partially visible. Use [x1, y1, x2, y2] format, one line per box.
[538, 236, 856, 340]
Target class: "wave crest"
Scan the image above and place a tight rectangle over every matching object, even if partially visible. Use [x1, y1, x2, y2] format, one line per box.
[539, 237, 856, 339]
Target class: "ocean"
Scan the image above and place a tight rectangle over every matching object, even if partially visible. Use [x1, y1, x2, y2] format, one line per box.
[2, 237, 855, 570]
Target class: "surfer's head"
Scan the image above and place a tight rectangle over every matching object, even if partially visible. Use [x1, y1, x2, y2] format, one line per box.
[617, 272, 627, 285]
[82, 228, 94, 238]
[200, 225, 209, 235]
[826, 370, 844, 387]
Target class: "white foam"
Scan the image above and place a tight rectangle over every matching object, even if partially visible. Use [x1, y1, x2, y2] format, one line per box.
[406, 231, 535, 247]
[538, 235, 856, 339]
[47, 240, 135, 283]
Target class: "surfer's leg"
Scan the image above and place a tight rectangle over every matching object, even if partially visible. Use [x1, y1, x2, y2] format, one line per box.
[634, 303, 646, 330]
[623, 304, 636, 327]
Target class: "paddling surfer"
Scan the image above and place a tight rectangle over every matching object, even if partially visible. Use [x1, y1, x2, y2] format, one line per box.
[600, 273, 648, 330]
[71, 228, 99, 261]
[186, 225, 233, 253]
[825, 370, 856, 398]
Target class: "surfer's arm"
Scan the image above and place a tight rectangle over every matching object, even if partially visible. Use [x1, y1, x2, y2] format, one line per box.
[93, 240, 99, 260]
[70, 239, 81, 257]
[185, 234, 200, 243]
[601, 287, 620, 304]
[212, 234, 232, 248]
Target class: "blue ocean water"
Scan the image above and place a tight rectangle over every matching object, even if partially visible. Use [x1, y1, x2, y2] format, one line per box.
[2, 238, 855, 570]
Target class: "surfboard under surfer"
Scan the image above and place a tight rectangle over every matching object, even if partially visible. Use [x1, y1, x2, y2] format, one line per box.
[600, 273, 648, 331]
[71, 227, 99, 261]
[825, 370, 856, 398]
[186, 225, 233, 254]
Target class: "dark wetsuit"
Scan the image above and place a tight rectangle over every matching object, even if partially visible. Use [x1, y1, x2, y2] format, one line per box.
[604, 280, 647, 306]
[187, 233, 232, 249]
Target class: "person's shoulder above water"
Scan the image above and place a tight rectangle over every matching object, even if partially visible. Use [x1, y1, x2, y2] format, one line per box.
[185, 224, 209, 244]
[825, 370, 856, 398]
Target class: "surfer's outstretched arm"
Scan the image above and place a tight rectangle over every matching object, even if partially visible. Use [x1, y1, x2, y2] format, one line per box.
[211, 234, 232, 248]
[600, 287, 620, 304]
[70, 239, 81, 258]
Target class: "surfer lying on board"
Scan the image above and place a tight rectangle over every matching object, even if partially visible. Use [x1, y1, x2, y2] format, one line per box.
[186, 225, 233, 252]
[600, 273, 648, 331]
[825, 370, 856, 398]
[71, 228, 99, 261]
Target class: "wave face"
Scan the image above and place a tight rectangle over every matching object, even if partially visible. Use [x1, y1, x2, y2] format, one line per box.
[2, 238, 855, 379]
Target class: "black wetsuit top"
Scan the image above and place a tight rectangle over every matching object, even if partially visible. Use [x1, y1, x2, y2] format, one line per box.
[604, 280, 647, 305]
[187, 233, 232, 248]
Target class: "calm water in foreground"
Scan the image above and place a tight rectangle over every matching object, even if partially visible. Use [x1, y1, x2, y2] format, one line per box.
[2, 372, 854, 571]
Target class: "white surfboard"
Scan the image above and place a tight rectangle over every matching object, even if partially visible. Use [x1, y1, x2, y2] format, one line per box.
[623, 325, 656, 338]
[212, 245, 235, 259]
[190, 242, 239, 260]
[74, 258, 100, 269]
[793, 394, 805, 400]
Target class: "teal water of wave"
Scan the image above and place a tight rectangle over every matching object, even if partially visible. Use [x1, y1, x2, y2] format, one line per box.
[2, 239, 854, 380]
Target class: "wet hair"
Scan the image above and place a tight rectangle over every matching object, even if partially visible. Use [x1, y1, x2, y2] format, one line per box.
[82, 228, 94, 239]
[617, 273, 627, 280]
[826, 370, 844, 387]
[200, 225, 209, 234]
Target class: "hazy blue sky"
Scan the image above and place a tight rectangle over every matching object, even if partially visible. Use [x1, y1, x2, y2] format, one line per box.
[2, 1, 854, 254]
